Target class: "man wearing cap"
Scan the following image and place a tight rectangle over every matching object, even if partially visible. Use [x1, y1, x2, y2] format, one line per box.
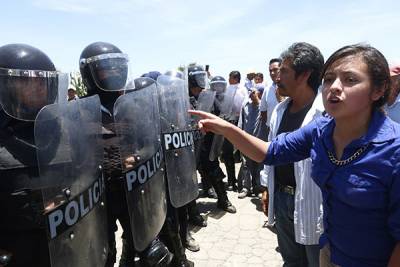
[385, 65, 400, 123]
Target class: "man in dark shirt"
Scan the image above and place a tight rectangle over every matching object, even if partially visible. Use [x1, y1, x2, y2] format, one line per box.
[261, 42, 324, 267]
[274, 101, 313, 187]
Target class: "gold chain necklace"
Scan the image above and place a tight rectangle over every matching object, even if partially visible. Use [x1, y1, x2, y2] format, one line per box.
[327, 144, 369, 166]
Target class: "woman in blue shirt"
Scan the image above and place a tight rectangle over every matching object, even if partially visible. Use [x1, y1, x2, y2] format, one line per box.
[190, 44, 400, 267]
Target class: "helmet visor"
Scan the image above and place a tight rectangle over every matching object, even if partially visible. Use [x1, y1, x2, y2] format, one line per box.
[210, 80, 227, 95]
[189, 70, 208, 89]
[82, 53, 131, 92]
[0, 68, 59, 121]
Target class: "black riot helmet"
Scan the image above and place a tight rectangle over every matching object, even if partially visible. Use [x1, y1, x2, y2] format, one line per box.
[187, 65, 208, 90]
[210, 76, 227, 95]
[79, 42, 130, 105]
[133, 77, 155, 91]
[0, 43, 59, 121]
[124, 77, 156, 94]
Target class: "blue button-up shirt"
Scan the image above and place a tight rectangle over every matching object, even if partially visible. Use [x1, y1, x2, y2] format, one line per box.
[264, 110, 400, 267]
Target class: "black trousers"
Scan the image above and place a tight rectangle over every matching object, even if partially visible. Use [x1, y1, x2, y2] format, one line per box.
[105, 179, 135, 267]
[198, 132, 230, 203]
[158, 198, 188, 264]
[221, 138, 237, 186]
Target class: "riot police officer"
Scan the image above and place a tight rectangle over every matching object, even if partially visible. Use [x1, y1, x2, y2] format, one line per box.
[156, 70, 199, 267]
[0, 44, 109, 267]
[174, 65, 212, 253]
[198, 75, 237, 213]
[79, 42, 171, 267]
[187, 65, 216, 215]
[0, 43, 59, 267]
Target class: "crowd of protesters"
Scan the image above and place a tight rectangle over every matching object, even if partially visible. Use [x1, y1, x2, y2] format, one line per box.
[189, 42, 400, 267]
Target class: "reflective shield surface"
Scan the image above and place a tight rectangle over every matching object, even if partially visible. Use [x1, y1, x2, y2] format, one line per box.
[157, 75, 198, 208]
[114, 84, 167, 251]
[35, 95, 108, 267]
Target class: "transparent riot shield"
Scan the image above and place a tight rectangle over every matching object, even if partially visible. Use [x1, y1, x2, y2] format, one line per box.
[157, 75, 198, 208]
[35, 95, 108, 267]
[190, 89, 216, 163]
[196, 90, 216, 113]
[215, 86, 236, 119]
[209, 88, 237, 161]
[113, 83, 167, 252]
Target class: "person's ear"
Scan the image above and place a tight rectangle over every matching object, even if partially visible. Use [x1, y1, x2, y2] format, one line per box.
[370, 85, 386, 102]
[298, 70, 312, 84]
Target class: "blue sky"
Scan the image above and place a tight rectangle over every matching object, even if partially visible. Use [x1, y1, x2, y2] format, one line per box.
[2, 0, 400, 83]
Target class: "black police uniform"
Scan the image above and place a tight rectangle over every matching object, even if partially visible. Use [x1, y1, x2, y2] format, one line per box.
[198, 102, 236, 212]
[0, 119, 51, 267]
[80, 42, 172, 267]
[156, 70, 195, 267]
[79, 42, 135, 267]
[0, 43, 60, 267]
[159, 193, 194, 267]
[101, 104, 136, 267]
[197, 75, 237, 213]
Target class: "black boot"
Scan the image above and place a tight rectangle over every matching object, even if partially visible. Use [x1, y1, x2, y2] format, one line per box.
[159, 210, 194, 267]
[140, 238, 173, 267]
[200, 171, 212, 196]
[188, 214, 207, 227]
[183, 231, 200, 252]
[168, 229, 195, 266]
[214, 180, 237, 213]
[225, 162, 237, 191]
[187, 200, 207, 227]
[217, 199, 237, 213]
[203, 187, 218, 199]
[179, 205, 200, 252]
[170, 258, 194, 267]
[222, 139, 237, 191]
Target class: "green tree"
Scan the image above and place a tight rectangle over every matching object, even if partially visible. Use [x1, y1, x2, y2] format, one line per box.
[69, 72, 87, 97]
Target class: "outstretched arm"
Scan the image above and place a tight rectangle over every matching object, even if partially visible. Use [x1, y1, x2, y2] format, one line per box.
[189, 110, 269, 163]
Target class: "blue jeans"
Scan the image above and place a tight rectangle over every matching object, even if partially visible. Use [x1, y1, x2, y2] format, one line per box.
[274, 190, 320, 267]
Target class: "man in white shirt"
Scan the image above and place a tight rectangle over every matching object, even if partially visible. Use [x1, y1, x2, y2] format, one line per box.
[254, 72, 266, 96]
[260, 43, 324, 267]
[227, 71, 248, 121]
[67, 88, 79, 101]
[257, 58, 282, 141]
[222, 71, 247, 190]
[385, 65, 400, 123]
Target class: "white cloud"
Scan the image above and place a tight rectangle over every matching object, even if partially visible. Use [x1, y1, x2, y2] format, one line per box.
[26, 0, 400, 78]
